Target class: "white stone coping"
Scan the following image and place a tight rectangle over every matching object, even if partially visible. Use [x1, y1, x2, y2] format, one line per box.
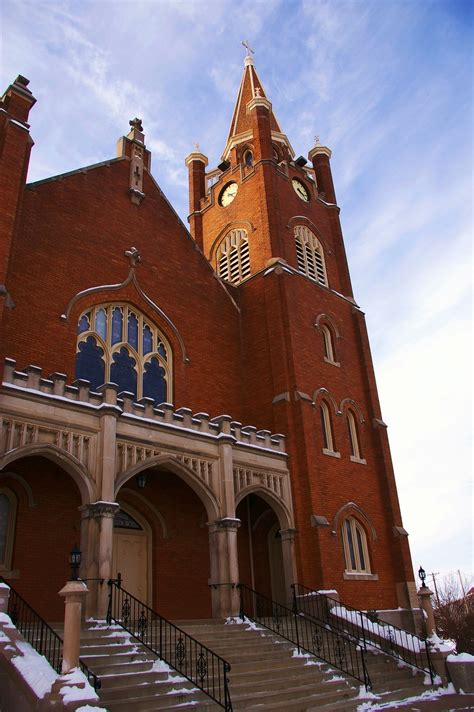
[2, 358, 287, 455]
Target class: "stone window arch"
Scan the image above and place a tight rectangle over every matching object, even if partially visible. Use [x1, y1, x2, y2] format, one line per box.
[76, 303, 172, 402]
[0, 488, 17, 573]
[216, 229, 251, 285]
[294, 225, 328, 286]
[342, 515, 371, 574]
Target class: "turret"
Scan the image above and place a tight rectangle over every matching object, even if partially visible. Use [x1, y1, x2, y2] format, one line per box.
[185, 148, 208, 249]
[0, 75, 36, 367]
[308, 140, 337, 205]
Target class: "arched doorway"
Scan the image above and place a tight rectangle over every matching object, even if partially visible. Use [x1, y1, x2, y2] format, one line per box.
[236, 493, 286, 603]
[0, 455, 84, 621]
[116, 463, 213, 619]
[112, 504, 151, 604]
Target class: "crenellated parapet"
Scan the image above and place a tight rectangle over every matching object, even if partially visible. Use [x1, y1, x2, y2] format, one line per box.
[2, 358, 286, 454]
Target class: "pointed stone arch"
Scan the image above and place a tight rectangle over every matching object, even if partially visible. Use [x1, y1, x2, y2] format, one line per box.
[235, 485, 293, 531]
[115, 454, 221, 521]
[339, 398, 365, 424]
[332, 501, 377, 540]
[0, 471, 36, 507]
[314, 313, 340, 339]
[0, 443, 95, 504]
[312, 387, 340, 414]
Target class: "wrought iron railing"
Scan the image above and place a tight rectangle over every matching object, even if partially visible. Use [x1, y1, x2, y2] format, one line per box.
[292, 583, 434, 682]
[107, 579, 232, 711]
[0, 577, 101, 690]
[238, 583, 371, 690]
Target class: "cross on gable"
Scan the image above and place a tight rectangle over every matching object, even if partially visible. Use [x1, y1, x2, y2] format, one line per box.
[129, 117, 143, 132]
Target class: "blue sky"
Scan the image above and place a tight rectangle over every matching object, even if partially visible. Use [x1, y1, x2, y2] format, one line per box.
[1, 0, 472, 587]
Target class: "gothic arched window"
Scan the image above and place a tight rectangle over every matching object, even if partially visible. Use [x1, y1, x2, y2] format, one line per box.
[321, 324, 336, 363]
[76, 304, 172, 403]
[342, 516, 371, 573]
[320, 401, 336, 453]
[217, 229, 251, 285]
[347, 410, 362, 461]
[294, 225, 328, 286]
[0, 489, 17, 572]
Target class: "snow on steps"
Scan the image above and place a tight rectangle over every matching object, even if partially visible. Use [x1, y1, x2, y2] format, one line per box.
[54, 618, 451, 712]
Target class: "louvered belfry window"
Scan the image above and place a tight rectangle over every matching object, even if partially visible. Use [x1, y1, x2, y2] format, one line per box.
[217, 229, 251, 285]
[294, 225, 328, 286]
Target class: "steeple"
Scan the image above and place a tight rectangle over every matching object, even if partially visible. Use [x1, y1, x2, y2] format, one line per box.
[221, 48, 294, 162]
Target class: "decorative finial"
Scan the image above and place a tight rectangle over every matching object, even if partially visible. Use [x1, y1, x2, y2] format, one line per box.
[314, 135, 321, 146]
[194, 142, 200, 152]
[129, 117, 143, 132]
[242, 39, 255, 59]
[125, 246, 142, 267]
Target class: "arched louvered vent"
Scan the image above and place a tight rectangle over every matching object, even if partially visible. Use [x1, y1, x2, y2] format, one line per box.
[294, 225, 328, 286]
[217, 229, 251, 285]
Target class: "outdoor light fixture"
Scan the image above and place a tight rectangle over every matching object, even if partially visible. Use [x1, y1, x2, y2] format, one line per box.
[295, 155, 308, 167]
[136, 471, 147, 489]
[69, 545, 81, 581]
[418, 565, 426, 587]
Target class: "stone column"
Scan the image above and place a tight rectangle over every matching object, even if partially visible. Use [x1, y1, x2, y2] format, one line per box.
[208, 518, 241, 619]
[280, 528, 298, 608]
[418, 584, 436, 637]
[58, 580, 89, 673]
[79, 501, 119, 619]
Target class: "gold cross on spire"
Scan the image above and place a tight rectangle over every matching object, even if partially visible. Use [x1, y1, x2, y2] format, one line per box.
[242, 39, 255, 58]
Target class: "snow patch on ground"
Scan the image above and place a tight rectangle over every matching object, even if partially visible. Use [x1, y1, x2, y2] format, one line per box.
[167, 686, 199, 695]
[0, 612, 15, 628]
[428, 633, 456, 654]
[448, 652, 474, 662]
[76, 707, 108, 711]
[59, 668, 99, 703]
[225, 615, 264, 631]
[10, 640, 58, 698]
[356, 683, 458, 710]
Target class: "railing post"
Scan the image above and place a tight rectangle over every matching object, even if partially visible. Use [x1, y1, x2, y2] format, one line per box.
[291, 584, 301, 654]
[106, 580, 113, 625]
[238, 584, 244, 621]
[359, 609, 367, 652]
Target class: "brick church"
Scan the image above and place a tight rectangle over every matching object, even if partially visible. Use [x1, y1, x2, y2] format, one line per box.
[0, 53, 418, 626]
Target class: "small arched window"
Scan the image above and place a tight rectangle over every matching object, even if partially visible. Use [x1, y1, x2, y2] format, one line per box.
[321, 325, 336, 363]
[217, 229, 251, 285]
[320, 401, 336, 454]
[342, 516, 371, 573]
[347, 410, 363, 461]
[76, 304, 172, 403]
[0, 489, 17, 573]
[294, 225, 328, 286]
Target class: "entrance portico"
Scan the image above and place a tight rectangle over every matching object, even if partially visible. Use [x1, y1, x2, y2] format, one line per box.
[0, 358, 295, 620]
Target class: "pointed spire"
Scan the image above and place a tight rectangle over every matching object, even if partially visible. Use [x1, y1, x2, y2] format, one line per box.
[221, 47, 294, 161]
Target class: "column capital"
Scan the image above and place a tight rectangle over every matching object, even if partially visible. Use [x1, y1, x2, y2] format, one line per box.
[208, 517, 241, 533]
[279, 527, 297, 542]
[79, 501, 119, 520]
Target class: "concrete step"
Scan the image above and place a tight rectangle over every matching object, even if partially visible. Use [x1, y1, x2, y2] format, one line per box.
[98, 679, 201, 702]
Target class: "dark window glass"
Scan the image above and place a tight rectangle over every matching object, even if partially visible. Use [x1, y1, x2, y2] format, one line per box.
[78, 313, 90, 334]
[128, 312, 138, 350]
[320, 406, 329, 449]
[356, 527, 366, 570]
[158, 342, 167, 360]
[143, 325, 153, 355]
[95, 309, 107, 340]
[75, 336, 105, 390]
[110, 347, 137, 396]
[114, 510, 142, 530]
[111, 307, 123, 345]
[345, 520, 357, 570]
[143, 357, 167, 403]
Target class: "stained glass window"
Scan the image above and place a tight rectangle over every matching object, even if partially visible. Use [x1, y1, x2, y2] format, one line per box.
[76, 304, 171, 402]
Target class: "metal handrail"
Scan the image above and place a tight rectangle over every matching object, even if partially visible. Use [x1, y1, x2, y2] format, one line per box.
[292, 583, 434, 682]
[0, 577, 101, 690]
[237, 583, 372, 691]
[107, 579, 232, 711]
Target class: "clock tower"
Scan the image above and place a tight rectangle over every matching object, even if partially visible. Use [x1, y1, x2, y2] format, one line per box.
[186, 52, 418, 613]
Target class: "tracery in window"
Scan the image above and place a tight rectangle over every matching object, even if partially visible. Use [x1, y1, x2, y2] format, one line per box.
[217, 229, 251, 285]
[347, 410, 362, 461]
[342, 516, 371, 573]
[320, 401, 336, 453]
[76, 304, 172, 403]
[0, 489, 17, 572]
[294, 225, 328, 286]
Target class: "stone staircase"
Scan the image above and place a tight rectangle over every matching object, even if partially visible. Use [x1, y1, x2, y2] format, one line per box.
[64, 618, 447, 711]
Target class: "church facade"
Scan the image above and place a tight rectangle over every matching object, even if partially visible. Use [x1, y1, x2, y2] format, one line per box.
[0, 57, 418, 625]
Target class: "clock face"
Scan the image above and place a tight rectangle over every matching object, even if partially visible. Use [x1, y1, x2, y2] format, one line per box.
[292, 178, 310, 202]
[219, 181, 239, 207]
